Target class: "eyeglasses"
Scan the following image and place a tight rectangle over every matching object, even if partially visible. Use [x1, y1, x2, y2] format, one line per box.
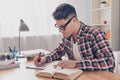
[55, 16, 75, 30]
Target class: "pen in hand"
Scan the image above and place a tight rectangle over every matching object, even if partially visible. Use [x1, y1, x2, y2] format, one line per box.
[38, 52, 41, 62]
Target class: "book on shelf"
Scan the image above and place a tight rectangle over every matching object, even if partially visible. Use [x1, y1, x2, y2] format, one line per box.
[35, 61, 83, 80]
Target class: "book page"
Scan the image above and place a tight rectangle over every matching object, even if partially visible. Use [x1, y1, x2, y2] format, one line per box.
[36, 69, 54, 78]
[54, 69, 83, 80]
[26, 61, 59, 70]
[35, 61, 60, 78]
[37, 67, 57, 76]
[55, 68, 82, 75]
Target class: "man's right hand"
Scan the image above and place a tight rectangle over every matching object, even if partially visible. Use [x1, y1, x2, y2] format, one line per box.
[33, 55, 47, 67]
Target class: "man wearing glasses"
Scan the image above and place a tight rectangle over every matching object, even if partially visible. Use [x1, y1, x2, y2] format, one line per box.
[34, 3, 115, 72]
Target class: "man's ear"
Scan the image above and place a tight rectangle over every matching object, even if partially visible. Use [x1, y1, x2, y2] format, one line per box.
[72, 17, 77, 22]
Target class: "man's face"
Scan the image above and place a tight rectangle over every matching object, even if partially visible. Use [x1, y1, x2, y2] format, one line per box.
[55, 16, 75, 38]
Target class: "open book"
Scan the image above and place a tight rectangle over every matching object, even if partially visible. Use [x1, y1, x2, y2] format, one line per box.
[36, 68, 82, 80]
[35, 61, 83, 80]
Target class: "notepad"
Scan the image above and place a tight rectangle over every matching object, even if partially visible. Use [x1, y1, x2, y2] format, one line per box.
[26, 61, 59, 70]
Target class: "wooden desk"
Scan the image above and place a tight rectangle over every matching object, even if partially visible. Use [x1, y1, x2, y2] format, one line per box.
[0, 58, 120, 80]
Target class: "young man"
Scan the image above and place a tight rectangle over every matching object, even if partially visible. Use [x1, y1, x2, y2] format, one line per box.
[34, 3, 115, 72]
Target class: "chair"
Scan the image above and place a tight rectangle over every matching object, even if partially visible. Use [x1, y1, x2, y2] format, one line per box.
[113, 51, 119, 73]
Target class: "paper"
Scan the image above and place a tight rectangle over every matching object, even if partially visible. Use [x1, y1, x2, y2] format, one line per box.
[26, 61, 59, 70]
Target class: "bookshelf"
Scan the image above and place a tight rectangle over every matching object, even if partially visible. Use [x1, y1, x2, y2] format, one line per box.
[91, 0, 120, 50]
[91, 0, 111, 41]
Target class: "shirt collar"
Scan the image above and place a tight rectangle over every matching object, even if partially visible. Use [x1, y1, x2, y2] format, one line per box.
[77, 21, 86, 38]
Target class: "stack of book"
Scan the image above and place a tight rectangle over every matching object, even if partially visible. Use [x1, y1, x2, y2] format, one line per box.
[0, 62, 20, 70]
[0, 53, 20, 70]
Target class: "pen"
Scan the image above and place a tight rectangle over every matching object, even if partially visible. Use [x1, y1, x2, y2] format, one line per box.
[38, 52, 41, 62]
[9, 46, 12, 52]
[26, 66, 44, 70]
[14, 46, 16, 52]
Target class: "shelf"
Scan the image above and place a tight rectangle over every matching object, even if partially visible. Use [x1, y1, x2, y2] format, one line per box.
[91, 0, 120, 49]
[91, 24, 111, 26]
[92, 7, 111, 11]
[91, 0, 112, 42]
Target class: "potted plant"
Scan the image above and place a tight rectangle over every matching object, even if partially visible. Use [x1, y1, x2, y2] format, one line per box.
[100, 1, 107, 8]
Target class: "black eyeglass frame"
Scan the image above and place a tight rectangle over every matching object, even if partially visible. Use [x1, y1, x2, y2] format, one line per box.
[55, 16, 75, 30]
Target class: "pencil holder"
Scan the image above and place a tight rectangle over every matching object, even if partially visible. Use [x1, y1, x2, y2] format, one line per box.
[10, 50, 19, 61]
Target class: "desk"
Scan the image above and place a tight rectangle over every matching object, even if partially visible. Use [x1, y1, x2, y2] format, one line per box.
[0, 58, 120, 80]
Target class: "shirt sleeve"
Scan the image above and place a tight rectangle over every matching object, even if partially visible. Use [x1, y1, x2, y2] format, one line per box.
[75, 32, 115, 72]
[45, 43, 66, 63]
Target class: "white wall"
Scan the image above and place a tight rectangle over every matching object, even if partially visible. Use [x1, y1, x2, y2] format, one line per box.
[119, 0, 120, 50]
[56, 0, 91, 25]
[111, 0, 120, 50]
[85, 0, 92, 25]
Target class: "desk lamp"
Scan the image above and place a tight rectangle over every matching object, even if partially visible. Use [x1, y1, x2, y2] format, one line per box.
[19, 19, 29, 57]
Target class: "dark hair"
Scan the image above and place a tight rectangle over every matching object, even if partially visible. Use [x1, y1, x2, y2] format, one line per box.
[53, 3, 77, 20]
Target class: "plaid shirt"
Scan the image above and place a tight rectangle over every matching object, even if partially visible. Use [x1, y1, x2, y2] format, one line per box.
[46, 21, 115, 72]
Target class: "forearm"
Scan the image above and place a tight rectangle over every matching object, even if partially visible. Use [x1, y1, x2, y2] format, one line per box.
[44, 42, 65, 63]
[75, 57, 115, 72]
[45, 51, 64, 63]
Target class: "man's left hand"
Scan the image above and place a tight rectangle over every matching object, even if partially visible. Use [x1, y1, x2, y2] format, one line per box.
[54, 60, 78, 69]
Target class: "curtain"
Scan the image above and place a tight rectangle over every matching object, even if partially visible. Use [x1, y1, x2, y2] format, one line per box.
[0, 34, 63, 53]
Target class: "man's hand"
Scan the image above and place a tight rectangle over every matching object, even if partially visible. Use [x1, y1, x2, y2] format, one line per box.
[33, 56, 47, 67]
[54, 60, 78, 69]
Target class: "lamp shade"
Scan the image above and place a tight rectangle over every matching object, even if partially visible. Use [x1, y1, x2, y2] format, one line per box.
[19, 19, 29, 31]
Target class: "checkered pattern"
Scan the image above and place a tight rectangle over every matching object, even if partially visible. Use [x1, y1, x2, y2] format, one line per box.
[46, 21, 115, 72]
